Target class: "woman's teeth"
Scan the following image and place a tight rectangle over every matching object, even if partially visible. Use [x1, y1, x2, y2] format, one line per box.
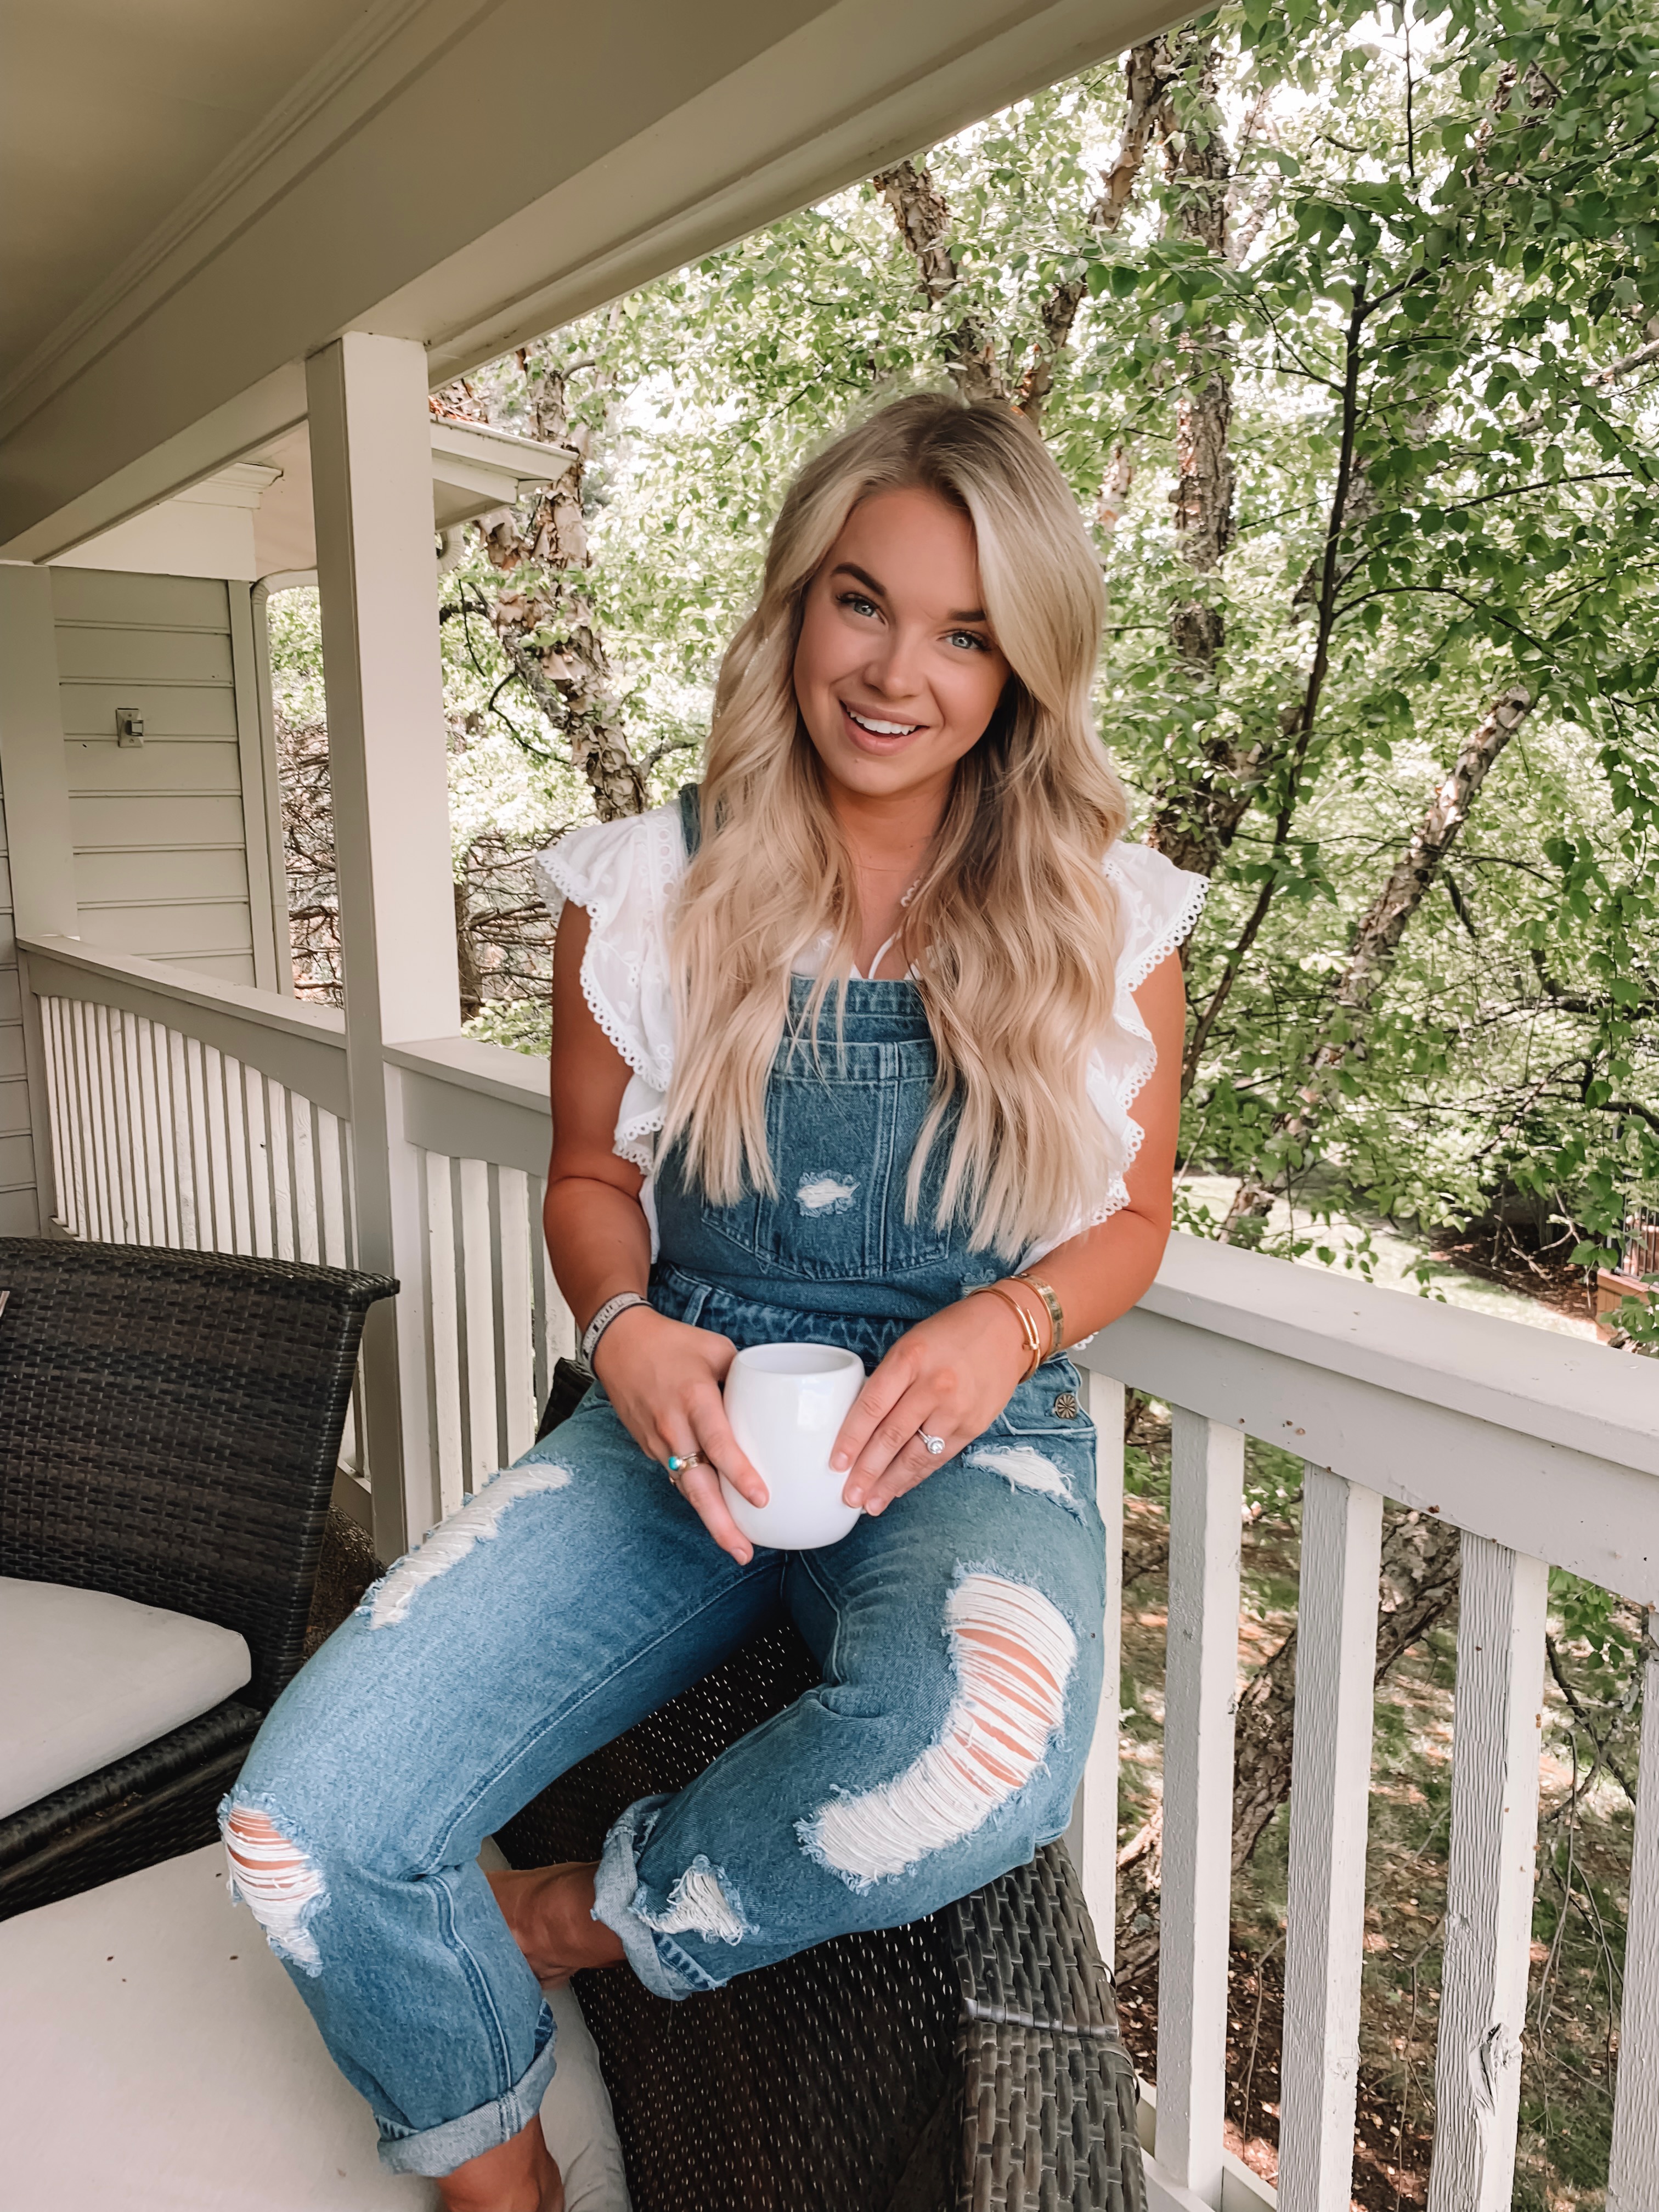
[846, 707, 921, 737]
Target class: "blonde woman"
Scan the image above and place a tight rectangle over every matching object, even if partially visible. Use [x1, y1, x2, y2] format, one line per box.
[223, 393, 1204, 2212]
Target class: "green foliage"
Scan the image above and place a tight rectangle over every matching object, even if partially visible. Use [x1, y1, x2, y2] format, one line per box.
[441, 0, 1659, 1266]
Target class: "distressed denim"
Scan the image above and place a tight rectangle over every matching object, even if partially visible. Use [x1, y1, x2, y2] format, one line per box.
[223, 980, 1106, 2176]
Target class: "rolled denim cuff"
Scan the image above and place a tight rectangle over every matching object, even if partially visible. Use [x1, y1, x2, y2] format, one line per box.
[591, 1794, 724, 2003]
[375, 2000, 558, 2176]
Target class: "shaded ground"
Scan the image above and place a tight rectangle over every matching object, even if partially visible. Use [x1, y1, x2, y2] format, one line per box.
[1429, 1217, 1600, 1329]
[1112, 1409, 1638, 2209]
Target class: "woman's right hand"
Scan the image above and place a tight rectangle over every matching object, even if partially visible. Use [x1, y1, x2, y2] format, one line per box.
[590, 1306, 768, 1565]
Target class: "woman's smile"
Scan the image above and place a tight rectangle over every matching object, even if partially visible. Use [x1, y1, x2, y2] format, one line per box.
[839, 698, 929, 752]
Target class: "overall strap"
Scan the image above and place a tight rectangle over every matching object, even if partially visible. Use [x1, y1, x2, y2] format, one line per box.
[678, 780, 703, 859]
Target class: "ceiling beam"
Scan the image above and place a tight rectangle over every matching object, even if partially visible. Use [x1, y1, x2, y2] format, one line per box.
[0, 0, 1184, 563]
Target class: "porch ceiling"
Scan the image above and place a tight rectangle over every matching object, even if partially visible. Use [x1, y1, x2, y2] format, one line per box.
[0, 0, 1188, 566]
[0, 0, 354, 392]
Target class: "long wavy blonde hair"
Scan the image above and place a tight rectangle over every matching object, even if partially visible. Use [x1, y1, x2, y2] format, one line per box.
[661, 393, 1132, 1255]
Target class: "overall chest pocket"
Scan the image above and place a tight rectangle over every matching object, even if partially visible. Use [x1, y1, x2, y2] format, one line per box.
[697, 1060, 960, 1280]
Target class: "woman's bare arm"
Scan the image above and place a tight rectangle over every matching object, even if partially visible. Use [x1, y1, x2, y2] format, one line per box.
[1007, 946, 1183, 1343]
[543, 904, 652, 1327]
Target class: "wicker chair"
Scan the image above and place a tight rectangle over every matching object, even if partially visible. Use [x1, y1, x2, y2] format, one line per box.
[496, 1372, 1147, 2212]
[0, 1238, 394, 1921]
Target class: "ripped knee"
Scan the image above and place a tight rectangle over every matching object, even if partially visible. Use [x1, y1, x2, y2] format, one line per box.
[221, 1801, 328, 1976]
[798, 1571, 1077, 1889]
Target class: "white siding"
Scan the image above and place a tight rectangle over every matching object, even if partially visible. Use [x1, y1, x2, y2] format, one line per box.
[51, 568, 275, 988]
[0, 779, 40, 1232]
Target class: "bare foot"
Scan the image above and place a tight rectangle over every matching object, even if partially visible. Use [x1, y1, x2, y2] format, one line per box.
[488, 1861, 627, 1986]
[434, 2115, 563, 2212]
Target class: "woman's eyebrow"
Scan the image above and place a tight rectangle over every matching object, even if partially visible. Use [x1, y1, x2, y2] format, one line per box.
[832, 561, 986, 624]
[832, 561, 888, 597]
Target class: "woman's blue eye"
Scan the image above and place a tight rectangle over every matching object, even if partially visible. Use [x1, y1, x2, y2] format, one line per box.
[839, 592, 879, 617]
[948, 630, 989, 652]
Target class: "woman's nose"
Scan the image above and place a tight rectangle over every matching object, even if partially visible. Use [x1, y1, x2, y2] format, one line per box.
[864, 627, 926, 702]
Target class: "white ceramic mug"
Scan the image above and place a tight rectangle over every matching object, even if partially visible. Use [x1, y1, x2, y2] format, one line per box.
[719, 1342, 866, 1550]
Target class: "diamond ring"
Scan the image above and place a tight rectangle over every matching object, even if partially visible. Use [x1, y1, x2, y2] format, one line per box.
[919, 1430, 947, 1458]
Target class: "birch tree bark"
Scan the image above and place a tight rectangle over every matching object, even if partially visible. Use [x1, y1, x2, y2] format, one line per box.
[435, 364, 649, 821]
[870, 160, 1008, 403]
[1015, 40, 1178, 428]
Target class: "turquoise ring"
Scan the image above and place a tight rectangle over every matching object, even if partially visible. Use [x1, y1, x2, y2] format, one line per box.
[665, 1451, 703, 1476]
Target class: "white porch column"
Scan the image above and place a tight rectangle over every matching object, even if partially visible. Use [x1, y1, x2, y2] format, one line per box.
[306, 333, 459, 1561]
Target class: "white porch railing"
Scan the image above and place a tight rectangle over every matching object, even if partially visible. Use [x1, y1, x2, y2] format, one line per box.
[20, 936, 574, 1528]
[15, 933, 1659, 2212]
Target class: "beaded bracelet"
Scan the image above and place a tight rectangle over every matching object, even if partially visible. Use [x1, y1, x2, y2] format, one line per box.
[1015, 1270, 1064, 1362]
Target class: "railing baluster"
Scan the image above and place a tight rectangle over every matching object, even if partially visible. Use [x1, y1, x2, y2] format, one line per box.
[424, 1149, 465, 1520]
[110, 1009, 144, 1240]
[81, 1002, 111, 1239]
[339, 1116, 358, 1267]
[218, 1049, 252, 1253]
[169, 1026, 200, 1256]
[89, 1007, 120, 1237]
[75, 1001, 106, 1239]
[42, 1000, 79, 1235]
[292, 1096, 321, 1263]
[1066, 1371, 1125, 1965]
[458, 1156, 497, 1493]
[316, 1107, 348, 1266]
[1426, 1533, 1548, 2212]
[82, 1003, 115, 1239]
[1157, 1406, 1245, 2205]
[528, 1171, 551, 1419]
[131, 1017, 165, 1245]
[241, 1062, 273, 1258]
[1279, 1465, 1384, 2211]
[496, 1163, 535, 1465]
[150, 1020, 181, 1247]
[1607, 1607, 1659, 2210]
[183, 1034, 216, 1251]
[110, 1009, 137, 1239]
[265, 1079, 295, 1261]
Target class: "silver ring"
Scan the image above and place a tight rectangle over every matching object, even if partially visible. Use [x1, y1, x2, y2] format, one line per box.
[665, 1451, 704, 1477]
[919, 1429, 947, 1458]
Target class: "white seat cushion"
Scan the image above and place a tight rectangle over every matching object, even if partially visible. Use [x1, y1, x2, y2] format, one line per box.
[0, 1844, 632, 2210]
[0, 1577, 253, 1820]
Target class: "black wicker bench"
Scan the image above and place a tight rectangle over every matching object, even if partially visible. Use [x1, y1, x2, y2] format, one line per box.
[0, 1238, 394, 1920]
[493, 1369, 1148, 2212]
[499, 1617, 1145, 2212]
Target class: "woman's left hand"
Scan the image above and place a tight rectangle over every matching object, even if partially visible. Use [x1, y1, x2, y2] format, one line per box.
[830, 1290, 1034, 1516]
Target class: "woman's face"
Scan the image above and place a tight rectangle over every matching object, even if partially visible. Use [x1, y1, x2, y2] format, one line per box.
[792, 486, 1011, 805]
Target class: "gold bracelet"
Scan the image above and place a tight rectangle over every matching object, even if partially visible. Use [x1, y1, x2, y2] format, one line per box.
[1015, 1270, 1064, 1362]
[974, 1281, 1044, 1381]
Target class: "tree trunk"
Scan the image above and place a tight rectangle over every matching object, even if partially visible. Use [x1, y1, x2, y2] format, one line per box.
[1223, 682, 1533, 1232]
[1016, 40, 1178, 427]
[1115, 1509, 1464, 1986]
[870, 161, 1008, 402]
[455, 879, 483, 1022]
[434, 366, 649, 821]
[1144, 30, 1249, 885]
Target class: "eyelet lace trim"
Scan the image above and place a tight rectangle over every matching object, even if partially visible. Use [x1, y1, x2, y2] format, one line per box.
[538, 819, 1207, 1207]
[537, 832, 674, 1088]
[1073, 848, 1209, 1232]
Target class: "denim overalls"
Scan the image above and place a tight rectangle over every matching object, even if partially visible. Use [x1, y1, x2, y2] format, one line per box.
[227, 793, 1108, 2179]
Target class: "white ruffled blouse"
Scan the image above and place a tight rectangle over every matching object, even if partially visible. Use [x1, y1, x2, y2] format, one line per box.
[534, 802, 1206, 1261]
